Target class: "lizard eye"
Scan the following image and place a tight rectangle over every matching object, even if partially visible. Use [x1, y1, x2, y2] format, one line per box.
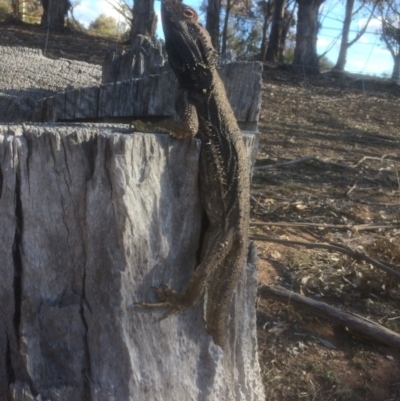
[183, 7, 196, 19]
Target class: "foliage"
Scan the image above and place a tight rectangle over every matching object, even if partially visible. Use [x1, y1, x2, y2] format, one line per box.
[0, 0, 11, 20]
[222, 0, 265, 57]
[226, 14, 263, 56]
[283, 46, 295, 63]
[319, 55, 334, 69]
[88, 13, 128, 37]
[66, 17, 86, 32]
[284, 46, 334, 69]
[0, 0, 41, 22]
[23, 0, 42, 23]
[105, 0, 132, 26]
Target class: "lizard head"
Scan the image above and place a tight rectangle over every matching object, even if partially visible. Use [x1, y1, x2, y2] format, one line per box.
[161, 0, 218, 90]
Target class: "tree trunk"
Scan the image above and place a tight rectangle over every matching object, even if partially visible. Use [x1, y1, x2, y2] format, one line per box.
[333, 0, 354, 71]
[0, 125, 265, 401]
[392, 53, 400, 81]
[293, 0, 324, 74]
[266, 0, 287, 63]
[259, 0, 273, 61]
[41, 0, 71, 30]
[278, 7, 295, 63]
[206, 0, 221, 52]
[221, 0, 232, 54]
[11, 0, 21, 20]
[130, 0, 157, 43]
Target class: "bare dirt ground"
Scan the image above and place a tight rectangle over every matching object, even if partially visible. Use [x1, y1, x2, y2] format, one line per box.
[2, 20, 400, 401]
[254, 67, 400, 400]
[0, 21, 129, 64]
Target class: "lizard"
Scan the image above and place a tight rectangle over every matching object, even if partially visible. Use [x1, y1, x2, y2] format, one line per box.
[137, 0, 250, 349]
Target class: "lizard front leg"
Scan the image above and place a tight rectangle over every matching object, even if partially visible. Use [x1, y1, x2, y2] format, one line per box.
[136, 226, 235, 318]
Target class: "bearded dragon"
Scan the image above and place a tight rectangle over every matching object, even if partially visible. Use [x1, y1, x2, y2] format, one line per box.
[138, 0, 250, 348]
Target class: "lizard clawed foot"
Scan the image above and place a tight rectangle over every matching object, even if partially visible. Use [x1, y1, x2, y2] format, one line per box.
[136, 285, 192, 319]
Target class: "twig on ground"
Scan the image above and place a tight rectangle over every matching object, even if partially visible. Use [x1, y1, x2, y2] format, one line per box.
[346, 182, 357, 196]
[250, 196, 281, 214]
[251, 221, 400, 232]
[353, 154, 397, 168]
[258, 285, 400, 349]
[254, 156, 354, 171]
[254, 154, 399, 171]
[250, 234, 400, 279]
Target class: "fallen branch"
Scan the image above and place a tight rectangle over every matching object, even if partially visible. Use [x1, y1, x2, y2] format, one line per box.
[254, 156, 354, 171]
[250, 234, 400, 280]
[250, 221, 400, 232]
[258, 285, 400, 349]
[254, 154, 399, 171]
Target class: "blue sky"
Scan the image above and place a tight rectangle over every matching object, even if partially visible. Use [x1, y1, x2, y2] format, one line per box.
[73, 0, 393, 77]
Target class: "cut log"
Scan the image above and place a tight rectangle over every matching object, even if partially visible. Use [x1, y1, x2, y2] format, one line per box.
[33, 62, 263, 132]
[0, 124, 265, 401]
[0, 46, 102, 122]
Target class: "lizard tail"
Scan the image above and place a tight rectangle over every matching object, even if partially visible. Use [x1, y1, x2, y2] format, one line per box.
[205, 235, 247, 348]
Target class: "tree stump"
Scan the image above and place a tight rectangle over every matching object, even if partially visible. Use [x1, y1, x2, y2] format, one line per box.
[0, 124, 265, 401]
[0, 46, 102, 123]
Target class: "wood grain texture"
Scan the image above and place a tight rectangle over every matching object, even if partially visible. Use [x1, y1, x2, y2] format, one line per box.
[0, 46, 102, 122]
[102, 36, 166, 83]
[0, 124, 264, 401]
[33, 62, 263, 130]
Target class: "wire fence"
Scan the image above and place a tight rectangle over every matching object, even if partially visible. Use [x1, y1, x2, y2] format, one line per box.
[3, 19, 392, 79]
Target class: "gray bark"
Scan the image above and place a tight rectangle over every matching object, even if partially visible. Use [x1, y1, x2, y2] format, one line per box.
[41, 0, 71, 30]
[293, 0, 324, 74]
[392, 54, 400, 81]
[206, 0, 221, 52]
[130, 0, 157, 42]
[259, 0, 273, 61]
[102, 36, 167, 83]
[333, 0, 354, 71]
[0, 124, 264, 401]
[221, 0, 231, 55]
[266, 0, 287, 63]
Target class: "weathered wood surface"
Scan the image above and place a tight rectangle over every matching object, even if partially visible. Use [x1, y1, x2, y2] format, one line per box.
[102, 35, 167, 83]
[0, 124, 264, 401]
[0, 46, 102, 122]
[33, 62, 263, 131]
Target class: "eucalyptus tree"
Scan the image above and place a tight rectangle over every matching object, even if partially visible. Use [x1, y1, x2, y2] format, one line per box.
[334, 0, 379, 71]
[41, 0, 71, 30]
[378, 0, 400, 79]
[293, 0, 325, 74]
[130, 0, 157, 42]
[207, 0, 222, 51]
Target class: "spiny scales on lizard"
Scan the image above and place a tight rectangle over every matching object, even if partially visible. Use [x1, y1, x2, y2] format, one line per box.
[137, 0, 250, 349]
